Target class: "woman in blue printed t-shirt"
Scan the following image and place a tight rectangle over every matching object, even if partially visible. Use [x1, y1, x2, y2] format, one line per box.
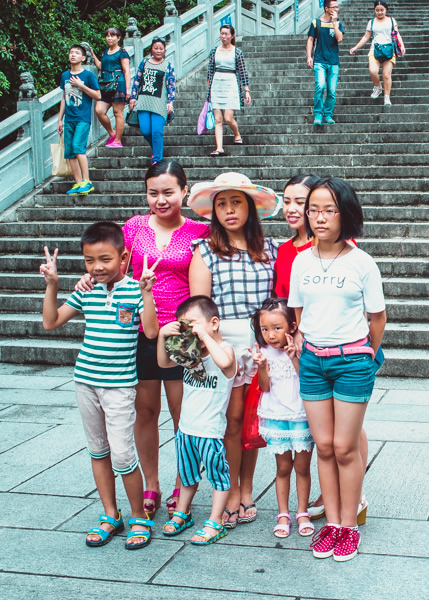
[129, 37, 175, 165]
[91, 27, 131, 147]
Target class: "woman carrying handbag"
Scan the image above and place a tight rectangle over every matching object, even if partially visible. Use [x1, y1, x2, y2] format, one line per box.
[350, 1, 405, 106]
[206, 24, 251, 157]
[129, 37, 175, 165]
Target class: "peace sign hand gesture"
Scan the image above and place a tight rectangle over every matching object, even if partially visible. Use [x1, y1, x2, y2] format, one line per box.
[248, 343, 267, 369]
[39, 246, 59, 285]
[139, 254, 161, 292]
[284, 333, 297, 360]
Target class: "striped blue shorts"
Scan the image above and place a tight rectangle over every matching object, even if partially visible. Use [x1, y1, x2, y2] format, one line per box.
[175, 429, 230, 491]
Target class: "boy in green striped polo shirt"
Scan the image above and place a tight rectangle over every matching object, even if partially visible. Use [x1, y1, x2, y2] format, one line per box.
[40, 221, 159, 550]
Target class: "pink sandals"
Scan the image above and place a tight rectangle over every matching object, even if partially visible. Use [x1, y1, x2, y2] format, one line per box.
[296, 512, 315, 537]
[273, 513, 292, 538]
[143, 490, 161, 519]
[166, 488, 180, 517]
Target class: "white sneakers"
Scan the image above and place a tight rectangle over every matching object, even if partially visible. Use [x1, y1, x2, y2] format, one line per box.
[370, 86, 392, 105]
[371, 85, 383, 99]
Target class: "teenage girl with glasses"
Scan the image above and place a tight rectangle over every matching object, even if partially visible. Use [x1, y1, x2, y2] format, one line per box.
[288, 177, 386, 562]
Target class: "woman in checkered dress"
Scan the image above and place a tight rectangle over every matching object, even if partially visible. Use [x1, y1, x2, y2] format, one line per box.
[188, 172, 279, 528]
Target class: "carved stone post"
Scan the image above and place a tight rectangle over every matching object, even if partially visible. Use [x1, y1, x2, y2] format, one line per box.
[164, 0, 183, 79]
[198, 0, 214, 52]
[16, 72, 44, 186]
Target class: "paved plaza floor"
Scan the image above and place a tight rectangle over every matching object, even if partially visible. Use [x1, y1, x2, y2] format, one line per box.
[0, 363, 428, 600]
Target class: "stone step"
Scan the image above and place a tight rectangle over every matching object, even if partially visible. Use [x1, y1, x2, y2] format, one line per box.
[1, 273, 426, 298]
[2, 218, 427, 239]
[1, 235, 427, 257]
[89, 154, 429, 169]
[0, 313, 426, 350]
[0, 337, 427, 377]
[115, 131, 429, 146]
[82, 165, 429, 181]
[1, 293, 427, 323]
[45, 177, 429, 194]
[1, 254, 427, 277]
[18, 196, 429, 215]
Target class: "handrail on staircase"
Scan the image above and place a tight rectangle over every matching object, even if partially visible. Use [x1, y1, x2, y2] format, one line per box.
[0, 0, 324, 213]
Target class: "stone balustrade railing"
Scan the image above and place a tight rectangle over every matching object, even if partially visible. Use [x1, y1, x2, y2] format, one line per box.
[0, 0, 325, 212]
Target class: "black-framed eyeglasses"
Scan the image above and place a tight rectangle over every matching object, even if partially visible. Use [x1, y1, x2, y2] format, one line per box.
[306, 208, 340, 219]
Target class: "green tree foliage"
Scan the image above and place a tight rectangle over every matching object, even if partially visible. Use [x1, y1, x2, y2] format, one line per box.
[0, 0, 196, 120]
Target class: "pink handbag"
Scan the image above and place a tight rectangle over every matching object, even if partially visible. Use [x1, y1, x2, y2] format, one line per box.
[197, 101, 209, 135]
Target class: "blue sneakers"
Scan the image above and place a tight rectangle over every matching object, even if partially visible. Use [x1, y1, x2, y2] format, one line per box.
[66, 183, 82, 195]
[313, 117, 323, 126]
[324, 117, 336, 124]
[77, 180, 94, 195]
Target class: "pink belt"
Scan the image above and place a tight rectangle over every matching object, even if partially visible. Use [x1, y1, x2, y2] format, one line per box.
[304, 336, 374, 358]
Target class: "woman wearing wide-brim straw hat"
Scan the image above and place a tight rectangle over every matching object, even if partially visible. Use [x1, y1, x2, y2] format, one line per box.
[188, 172, 280, 529]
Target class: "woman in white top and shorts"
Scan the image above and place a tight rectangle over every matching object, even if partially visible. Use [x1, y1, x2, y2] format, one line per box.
[350, 1, 406, 106]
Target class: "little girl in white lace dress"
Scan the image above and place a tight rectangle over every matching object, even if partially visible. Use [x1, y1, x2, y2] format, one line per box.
[249, 298, 314, 539]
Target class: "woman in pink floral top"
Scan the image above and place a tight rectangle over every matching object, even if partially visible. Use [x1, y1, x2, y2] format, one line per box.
[76, 161, 209, 519]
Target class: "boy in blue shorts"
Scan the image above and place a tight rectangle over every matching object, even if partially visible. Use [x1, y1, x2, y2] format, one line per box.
[157, 295, 236, 546]
[40, 221, 159, 550]
[57, 44, 101, 195]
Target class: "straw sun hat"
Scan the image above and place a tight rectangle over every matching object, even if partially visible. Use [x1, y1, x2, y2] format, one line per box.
[187, 172, 279, 220]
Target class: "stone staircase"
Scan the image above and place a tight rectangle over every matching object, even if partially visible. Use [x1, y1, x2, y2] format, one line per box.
[0, 0, 428, 376]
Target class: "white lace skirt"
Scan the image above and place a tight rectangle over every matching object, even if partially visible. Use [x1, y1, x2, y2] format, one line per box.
[259, 417, 314, 455]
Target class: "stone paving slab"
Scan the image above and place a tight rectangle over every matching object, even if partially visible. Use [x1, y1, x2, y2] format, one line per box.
[0, 388, 76, 406]
[364, 420, 429, 443]
[0, 492, 94, 529]
[0, 364, 73, 377]
[0, 403, 81, 424]
[380, 389, 429, 405]
[362, 442, 429, 520]
[0, 374, 72, 390]
[366, 403, 429, 422]
[14, 449, 95, 497]
[0, 574, 290, 600]
[1, 363, 428, 599]
[2, 424, 85, 491]
[0, 421, 54, 453]
[0, 528, 182, 583]
[152, 543, 427, 600]
[375, 377, 429, 391]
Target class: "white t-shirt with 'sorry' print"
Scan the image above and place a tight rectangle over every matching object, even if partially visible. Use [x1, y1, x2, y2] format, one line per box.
[288, 247, 385, 347]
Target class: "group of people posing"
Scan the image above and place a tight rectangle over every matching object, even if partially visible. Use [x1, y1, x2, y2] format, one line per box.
[40, 159, 386, 562]
[56, 0, 406, 192]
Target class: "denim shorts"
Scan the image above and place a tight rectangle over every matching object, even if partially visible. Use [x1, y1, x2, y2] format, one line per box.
[298, 342, 384, 403]
[64, 121, 91, 158]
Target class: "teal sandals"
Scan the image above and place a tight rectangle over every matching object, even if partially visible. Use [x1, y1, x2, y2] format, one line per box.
[86, 511, 124, 547]
[190, 519, 228, 546]
[125, 517, 154, 550]
[163, 510, 194, 536]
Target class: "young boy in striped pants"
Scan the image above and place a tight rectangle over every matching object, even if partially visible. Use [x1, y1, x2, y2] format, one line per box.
[157, 295, 236, 545]
[40, 221, 158, 550]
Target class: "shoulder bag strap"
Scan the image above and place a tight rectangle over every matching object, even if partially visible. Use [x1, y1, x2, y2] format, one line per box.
[125, 216, 146, 274]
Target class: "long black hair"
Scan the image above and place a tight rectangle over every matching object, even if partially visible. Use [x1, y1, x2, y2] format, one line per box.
[209, 191, 268, 263]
